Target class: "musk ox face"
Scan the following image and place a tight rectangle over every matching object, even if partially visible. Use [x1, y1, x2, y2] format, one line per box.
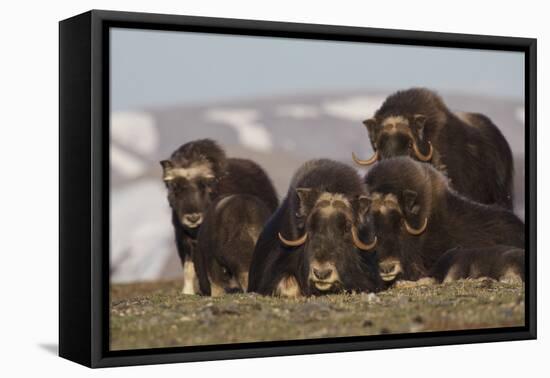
[363, 157, 442, 283]
[362, 190, 429, 284]
[352, 114, 433, 166]
[161, 139, 228, 231]
[161, 160, 218, 230]
[278, 189, 378, 294]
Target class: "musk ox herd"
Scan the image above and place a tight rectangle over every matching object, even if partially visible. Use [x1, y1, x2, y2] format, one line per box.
[161, 88, 525, 298]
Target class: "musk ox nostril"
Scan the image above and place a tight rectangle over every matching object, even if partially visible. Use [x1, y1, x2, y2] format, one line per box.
[379, 263, 395, 274]
[187, 213, 201, 222]
[379, 259, 401, 274]
[313, 268, 333, 281]
[379, 260, 403, 282]
[183, 213, 203, 227]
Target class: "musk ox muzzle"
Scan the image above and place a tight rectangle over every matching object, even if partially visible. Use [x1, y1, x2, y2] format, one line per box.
[308, 260, 341, 292]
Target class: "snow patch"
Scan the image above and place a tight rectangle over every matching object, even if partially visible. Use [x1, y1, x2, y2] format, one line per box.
[276, 104, 320, 119]
[111, 179, 174, 283]
[205, 108, 273, 152]
[111, 111, 159, 155]
[110, 145, 147, 179]
[323, 96, 385, 122]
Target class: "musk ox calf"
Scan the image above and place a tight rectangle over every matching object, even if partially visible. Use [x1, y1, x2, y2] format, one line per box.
[248, 159, 382, 297]
[194, 194, 272, 296]
[362, 157, 524, 285]
[430, 245, 525, 283]
[352, 88, 514, 209]
[161, 139, 278, 294]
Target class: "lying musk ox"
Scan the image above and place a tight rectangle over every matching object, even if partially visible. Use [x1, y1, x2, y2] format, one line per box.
[362, 157, 524, 285]
[248, 159, 383, 297]
[430, 245, 525, 283]
[194, 194, 272, 296]
[352, 88, 514, 209]
[161, 139, 278, 294]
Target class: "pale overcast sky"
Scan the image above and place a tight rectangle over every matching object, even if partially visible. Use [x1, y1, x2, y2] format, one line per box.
[111, 28, 524, 111]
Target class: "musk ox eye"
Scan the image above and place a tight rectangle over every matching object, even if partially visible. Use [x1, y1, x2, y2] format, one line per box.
[199, 178, 215, 192]
[172, 182, 187, 192]
[221, 265, 231, 277]
[343, 222, 352, 233]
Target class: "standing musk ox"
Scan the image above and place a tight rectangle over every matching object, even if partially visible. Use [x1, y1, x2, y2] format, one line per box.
[352, 88, 514, 209]
[362, 157, 524, 285]
[194, 194, 272, 296]
[161, 139, 278, 294]
[248, 159, 383, 297]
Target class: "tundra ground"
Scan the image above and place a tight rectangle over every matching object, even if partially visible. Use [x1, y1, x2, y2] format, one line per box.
[110, 279, 524, 351]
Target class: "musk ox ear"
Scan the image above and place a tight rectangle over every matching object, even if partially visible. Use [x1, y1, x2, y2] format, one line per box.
[363, 118, 378, 144]
[210, 154, 228, 176]
[295, 188, 318, 217]
[401, 189, 421, 216]
[363, 118, 377, 130]
[413, 114, 427, 127]
[356, 195, 372, 216]
[160, 160, 175, 181]
[412, 114, 427, 139]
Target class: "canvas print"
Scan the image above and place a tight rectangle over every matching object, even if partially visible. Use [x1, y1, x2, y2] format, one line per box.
[109, 28, 526, 351]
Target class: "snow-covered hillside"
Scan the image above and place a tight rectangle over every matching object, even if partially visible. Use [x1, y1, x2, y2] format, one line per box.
[110, 91, 526, 283]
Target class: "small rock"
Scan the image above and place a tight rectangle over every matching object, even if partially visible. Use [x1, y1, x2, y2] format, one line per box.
[362, 320, 373, 327]
[364, 293, 381, 304]
[410, 315, 425, 332]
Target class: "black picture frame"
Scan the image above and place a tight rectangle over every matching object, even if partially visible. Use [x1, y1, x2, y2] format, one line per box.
[59, 9, 537, 368]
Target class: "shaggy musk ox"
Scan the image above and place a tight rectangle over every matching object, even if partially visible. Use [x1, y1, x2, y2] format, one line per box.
[362, 157, 524, 285]
[248, 159, 383, 297]
[352, 88, 514, 209]
[430, 246, 525, 283]
[161, 139, 278, 294]
[194, 194, 272, 296]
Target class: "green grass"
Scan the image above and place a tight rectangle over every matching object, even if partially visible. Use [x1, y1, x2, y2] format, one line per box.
[110, 279, 524, 351]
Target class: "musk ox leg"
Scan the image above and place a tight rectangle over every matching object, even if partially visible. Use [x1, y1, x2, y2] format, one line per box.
[442, 265, 460, 283]
[275, 275, 301, 298]
[498, 248, 525, 283]
[238, 272, 249, 293]
[181, 256, 199, 295]
[209, 281, 226, 297]
[435, 247, 524, 283]
[442, 267, 489, 283]
[499, 267, 523, 284]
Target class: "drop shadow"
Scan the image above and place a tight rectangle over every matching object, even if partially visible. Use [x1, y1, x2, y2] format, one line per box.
[38, 343, 59, 356]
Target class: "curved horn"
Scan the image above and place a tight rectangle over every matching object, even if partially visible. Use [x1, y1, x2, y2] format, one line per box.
[278, 232, 307, 247]
[412, 141, 433, 162]
[404, 217, 428, 236]
[352, 150, 379, 166]
[351, 227, 377, 251]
